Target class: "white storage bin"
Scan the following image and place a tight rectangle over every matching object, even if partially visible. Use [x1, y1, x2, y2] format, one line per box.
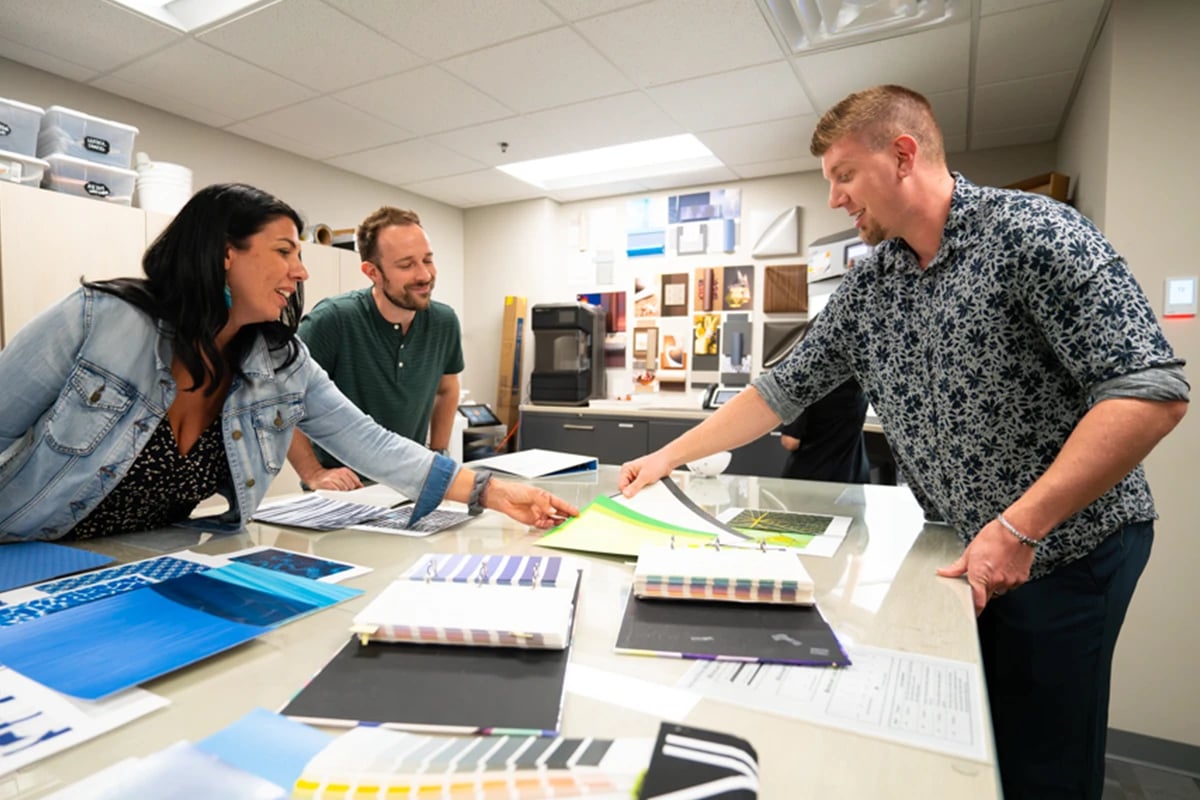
[0, 98, 44, 157]
[0, 148, 50, 187]
[42, 153, 137, 205]
[37, 105, 139, 168]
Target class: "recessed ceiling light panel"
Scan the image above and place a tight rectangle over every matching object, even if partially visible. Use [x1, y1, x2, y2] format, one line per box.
[497, 134, 723, 191]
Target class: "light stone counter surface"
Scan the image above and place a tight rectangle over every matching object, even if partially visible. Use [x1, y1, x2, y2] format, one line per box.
[5, 468, 995, 799]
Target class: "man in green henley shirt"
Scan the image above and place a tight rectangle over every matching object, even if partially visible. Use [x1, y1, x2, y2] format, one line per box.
[288, 207, 464, 490]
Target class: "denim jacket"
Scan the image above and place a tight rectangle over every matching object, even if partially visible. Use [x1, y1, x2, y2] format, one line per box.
[0, 287, 457, 542]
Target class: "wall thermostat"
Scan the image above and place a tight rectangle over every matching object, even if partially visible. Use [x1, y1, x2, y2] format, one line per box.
[1164, 276, 1197, 318]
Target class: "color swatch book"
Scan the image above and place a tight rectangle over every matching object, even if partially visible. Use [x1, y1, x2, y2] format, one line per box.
[615, 588, 850, 667]
[282, 571, 583, 733]
[351, 553, 580, 649]
[291, 725, 652, 799]
[0, 562, 361, 699]
[716, 506, 853, 558]
[634, 543, 815, 605]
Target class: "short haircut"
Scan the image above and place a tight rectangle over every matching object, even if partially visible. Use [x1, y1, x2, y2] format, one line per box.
[357, 207, 422, 266]
[810, 84, 945, 166]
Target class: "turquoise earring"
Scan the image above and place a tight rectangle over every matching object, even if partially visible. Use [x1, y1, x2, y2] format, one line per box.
[223, 283, 233, 308]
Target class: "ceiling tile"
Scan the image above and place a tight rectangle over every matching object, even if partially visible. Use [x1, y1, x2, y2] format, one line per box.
[639, 165, 739, 191]
[328, 139, 486, 186]
[971, 123, 1058, 150]
[442, 27, 633, 113]
[103, 40, 316, 123]
[648, 61, 814, 132]
[698, 115, 819, 167]
[973, 71, 1076, 131]
[335, 66, 514, 136]
[433, 92, 682, 168]
[403, 169, 545, 208]
[542, 0, 649, 21]
[198, 0, 423, 93]
[549, 179, 654, 203]
[90, 75, 238, 127]
[982, 0, 1068, 15]
[520, 93, 682, 151]
[732, 156, 821, 178]
[325, 0, 561, 60]
[226, 97, 412, 160]
[794, 22, 971, 110]
[976, 0, 1104, 84]
[0, 37, 97, 83]
[430, 117, 564, 166]
[576, 0, 784, 87]
[0, 0, 178, 73]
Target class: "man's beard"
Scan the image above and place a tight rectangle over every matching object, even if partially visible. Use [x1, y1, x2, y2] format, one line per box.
[381, 277, 433, 311]
[859, 216, 886, 246]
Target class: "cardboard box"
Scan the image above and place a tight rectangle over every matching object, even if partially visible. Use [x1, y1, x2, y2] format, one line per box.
[495, 296, 527, 434]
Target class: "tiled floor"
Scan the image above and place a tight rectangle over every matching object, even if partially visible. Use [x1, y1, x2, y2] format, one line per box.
[1103, 758, 1200, 799]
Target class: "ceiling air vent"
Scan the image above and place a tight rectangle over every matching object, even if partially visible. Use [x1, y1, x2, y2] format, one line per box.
[760, 0, 967, 54]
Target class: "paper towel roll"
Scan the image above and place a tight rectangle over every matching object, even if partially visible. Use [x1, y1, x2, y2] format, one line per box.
[304, 223, 333, 245]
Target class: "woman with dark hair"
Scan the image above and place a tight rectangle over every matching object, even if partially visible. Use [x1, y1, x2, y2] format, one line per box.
[0, 183, 576, 543]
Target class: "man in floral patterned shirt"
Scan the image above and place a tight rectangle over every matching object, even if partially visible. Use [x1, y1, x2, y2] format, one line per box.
[619, 85, 1188, 799]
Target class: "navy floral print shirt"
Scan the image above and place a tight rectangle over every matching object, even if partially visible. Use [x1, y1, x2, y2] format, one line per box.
[755, 174, 1183, 580]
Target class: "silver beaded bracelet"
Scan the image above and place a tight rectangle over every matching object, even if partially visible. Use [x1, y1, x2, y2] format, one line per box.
[996, 513, 1039, 548]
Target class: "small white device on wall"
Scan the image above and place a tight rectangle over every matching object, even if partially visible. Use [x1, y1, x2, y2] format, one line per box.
[1164, 276, 1197, 318]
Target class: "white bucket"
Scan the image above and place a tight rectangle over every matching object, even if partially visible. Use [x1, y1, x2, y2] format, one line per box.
[133, 153, 192, 216]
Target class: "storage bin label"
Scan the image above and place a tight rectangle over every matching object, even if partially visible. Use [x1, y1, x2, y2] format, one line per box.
[84, 181, 110, 197]
[83, 135, 110, 155]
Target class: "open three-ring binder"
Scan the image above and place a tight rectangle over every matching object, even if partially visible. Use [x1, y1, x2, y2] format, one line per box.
[634, 540, 815, 606]
[619, 539, 849, 667]
[351, 554, 580, 650]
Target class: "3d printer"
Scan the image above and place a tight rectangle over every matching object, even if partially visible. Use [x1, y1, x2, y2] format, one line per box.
[529, 303, 606, 406]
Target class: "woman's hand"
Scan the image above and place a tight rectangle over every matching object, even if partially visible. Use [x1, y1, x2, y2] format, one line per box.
[485, 478, 579, 529]
[617, 451, 675, 497]
[301, 465, 364, 492]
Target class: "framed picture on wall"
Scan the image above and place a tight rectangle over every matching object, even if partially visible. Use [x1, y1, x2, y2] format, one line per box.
[661, 273, 688, 316]
[633, 325, 658, 359]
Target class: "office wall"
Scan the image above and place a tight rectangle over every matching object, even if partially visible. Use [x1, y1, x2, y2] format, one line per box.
[460, 143, 1055, 410]
[0, 57, 466, 314]
[1057, 14, 1111, 228]
[1058, 0, 1200, 748]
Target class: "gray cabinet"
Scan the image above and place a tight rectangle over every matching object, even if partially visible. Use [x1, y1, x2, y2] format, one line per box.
[728, 429, 789, 478]
[649, 418, 788, 478]
[518, 411, 648, 465]
[521, 408, 788, 477]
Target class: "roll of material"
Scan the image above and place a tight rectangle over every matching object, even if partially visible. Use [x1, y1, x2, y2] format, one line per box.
[304, 223, 333, 245]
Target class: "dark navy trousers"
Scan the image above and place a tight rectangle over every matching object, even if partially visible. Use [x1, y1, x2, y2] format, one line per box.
[979, 522, 1153, 799]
